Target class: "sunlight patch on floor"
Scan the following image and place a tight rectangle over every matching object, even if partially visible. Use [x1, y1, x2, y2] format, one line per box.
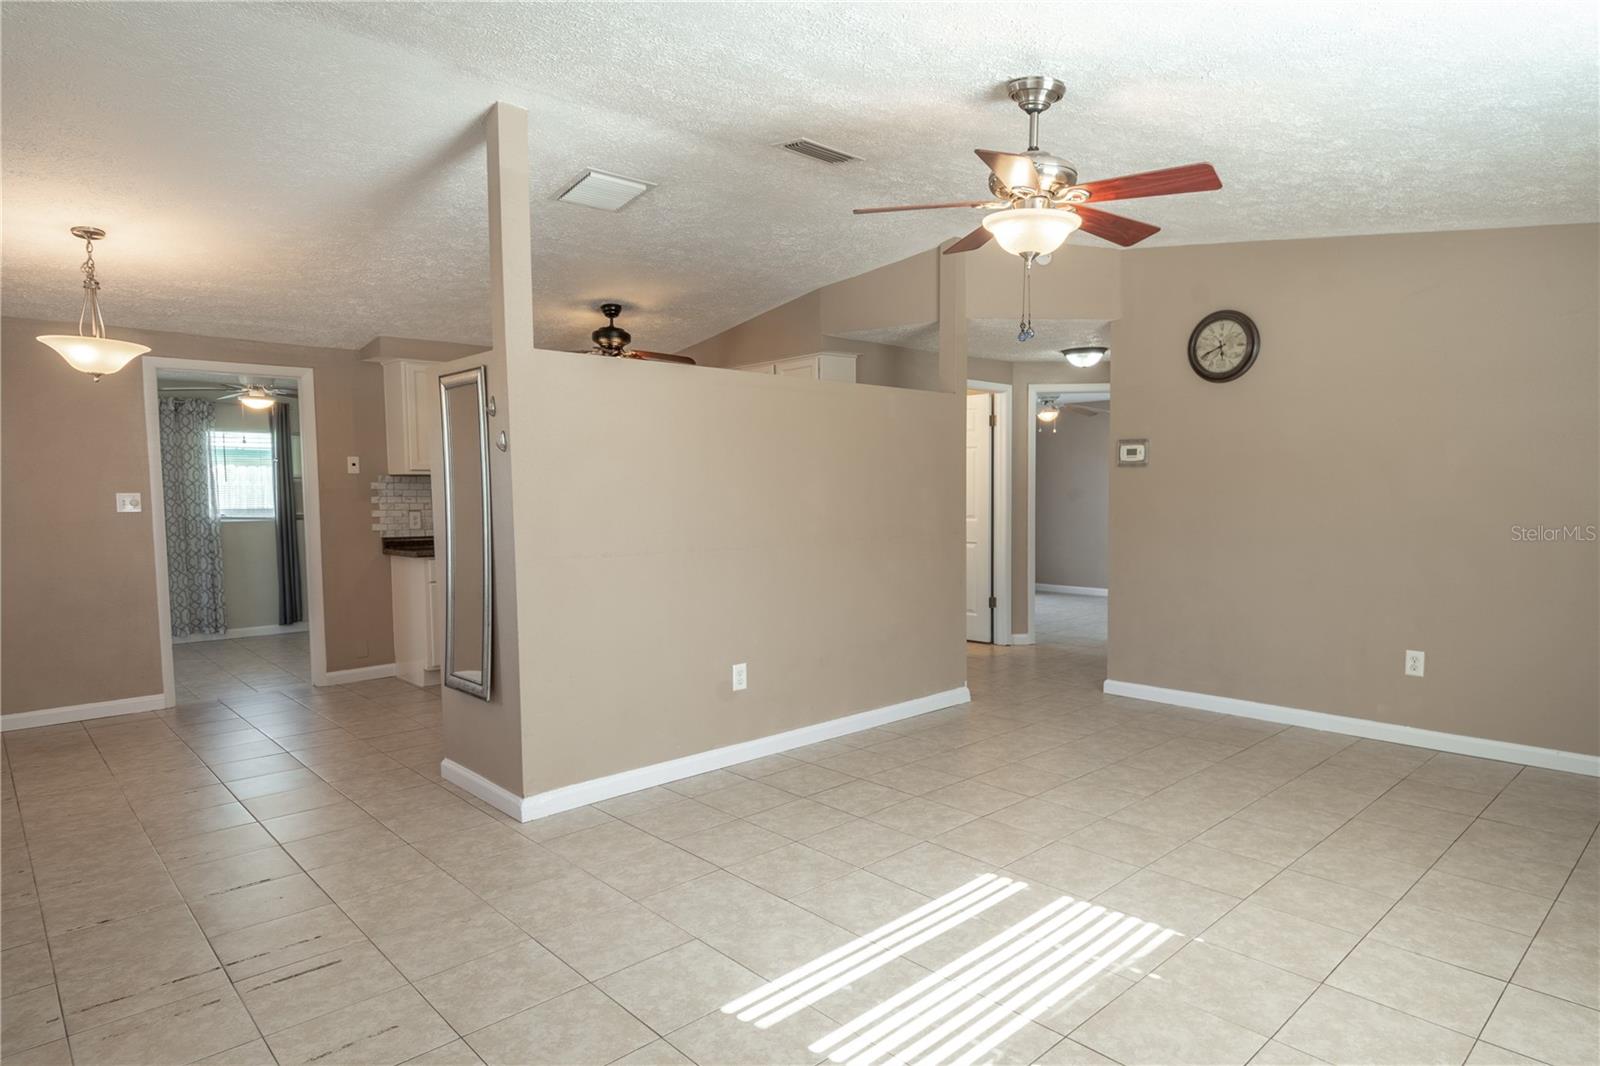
[722, 875, 1178, 1066]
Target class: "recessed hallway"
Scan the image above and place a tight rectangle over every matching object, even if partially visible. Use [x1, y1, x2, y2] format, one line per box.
[3, 645, 1594, 1065]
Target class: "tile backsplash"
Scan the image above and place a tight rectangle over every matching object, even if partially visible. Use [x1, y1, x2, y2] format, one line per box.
[371, 474, 432, 536]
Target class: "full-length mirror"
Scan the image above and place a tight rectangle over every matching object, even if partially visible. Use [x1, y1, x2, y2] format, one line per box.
[439, 366, 492, 699]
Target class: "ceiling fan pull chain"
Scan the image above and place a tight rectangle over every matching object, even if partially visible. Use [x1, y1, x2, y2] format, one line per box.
[1017, 258, 1036, 343]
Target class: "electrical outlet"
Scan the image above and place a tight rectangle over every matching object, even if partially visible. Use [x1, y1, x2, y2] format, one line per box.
[409, 511, 423, 530]
[115, 492, 142, 513]
[1405, 650, 1425, 678]
[346, 456, 361, 474]
[731, 663, 747, 691]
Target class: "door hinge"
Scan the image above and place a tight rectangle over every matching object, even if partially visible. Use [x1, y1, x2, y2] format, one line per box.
[988, 596, 998, 609]
[989, 413, 997, 427]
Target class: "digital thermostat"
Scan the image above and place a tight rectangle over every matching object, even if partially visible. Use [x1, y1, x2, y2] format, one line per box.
[1118, 440, 1148, 466]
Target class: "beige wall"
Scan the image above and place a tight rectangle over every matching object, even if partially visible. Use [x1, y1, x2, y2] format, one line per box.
[1037, 408, 1110, 589]
[2, 317, 394, 713]
[1109, 225, 1599, 755]
[501, 352, 966, 796]
[679, 291, 824, 369]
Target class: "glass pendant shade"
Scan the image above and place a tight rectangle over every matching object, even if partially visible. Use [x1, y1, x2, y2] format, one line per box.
[1036, 402, 1060, 425]
[37, 226, 149, 381]
[1063, 347, 1107, 368]
[36, 335, 150, 380]
[981, 207, 1082, 257]
[239, 391, 275, 410]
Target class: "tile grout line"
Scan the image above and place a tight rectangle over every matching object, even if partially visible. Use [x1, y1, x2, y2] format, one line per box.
[1463, 815, 1599, 1064]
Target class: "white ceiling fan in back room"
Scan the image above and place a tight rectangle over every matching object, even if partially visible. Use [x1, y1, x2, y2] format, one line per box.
[855, 76, 1223, 342]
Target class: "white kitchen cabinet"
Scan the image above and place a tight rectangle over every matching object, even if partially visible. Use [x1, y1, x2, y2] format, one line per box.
[382, 360, 443, 474]
[391, 554, 440, 687]
[733, 352, 857, 382]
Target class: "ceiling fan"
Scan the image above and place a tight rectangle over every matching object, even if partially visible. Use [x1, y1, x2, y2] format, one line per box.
[162, 383, 296, 410]
[855, 76, 1222, 257]
[582, 303, 696, 364]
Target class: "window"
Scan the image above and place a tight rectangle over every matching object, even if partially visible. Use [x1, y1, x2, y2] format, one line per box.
[209, 430, 275, 518]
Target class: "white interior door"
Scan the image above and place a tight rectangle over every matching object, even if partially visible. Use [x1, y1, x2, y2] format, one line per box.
[965, 393, 994, 643]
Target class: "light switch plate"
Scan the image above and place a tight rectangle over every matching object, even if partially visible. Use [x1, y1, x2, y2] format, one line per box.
[116, 492, 142, 513]
[346, 456, 360, 474]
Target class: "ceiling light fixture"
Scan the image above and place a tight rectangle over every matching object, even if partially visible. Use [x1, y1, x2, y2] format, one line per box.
[1063, 346, 1107, 368]
[1037, 400, 1060, 432]
[238, 386, 276, 411]
[982, 207, 1082, 259]
[37, 226, 150, 381]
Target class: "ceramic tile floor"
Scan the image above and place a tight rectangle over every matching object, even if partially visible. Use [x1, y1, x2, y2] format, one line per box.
[172, 633, 312, 704]
[1032, 593, 1106, 653]
[2, 641, 1597, 1065]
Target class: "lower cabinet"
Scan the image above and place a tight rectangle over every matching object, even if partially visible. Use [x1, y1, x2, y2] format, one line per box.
[391, 555, 440, 687]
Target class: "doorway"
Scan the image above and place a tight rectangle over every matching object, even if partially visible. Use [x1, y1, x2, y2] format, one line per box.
[1027, 383, 1110, 655]
[143, 358, 329, 705]
[964, 380, 1012, 644]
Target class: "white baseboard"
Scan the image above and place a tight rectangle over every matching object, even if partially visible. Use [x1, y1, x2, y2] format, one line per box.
[1, 693, 168, 732]
[440, 759, 527, 820]
[323, 663, 397, 685]
[1037, 584, 1108, 597]
[1010, 632, 1036, 645]
[175, 622, 308, 644]
[443, 685, 973, 822]
[1104, 679, 1599, 778]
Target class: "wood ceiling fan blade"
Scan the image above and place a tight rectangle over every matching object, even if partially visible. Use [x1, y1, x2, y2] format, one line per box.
[1075, 163, 1220, 203]
[625, 350, 697, 364]
[1073, 205, 1161, 247]
[975, 149, 1041, 192]
[943, 225, 995, 255]
[853, 200, 992, 215]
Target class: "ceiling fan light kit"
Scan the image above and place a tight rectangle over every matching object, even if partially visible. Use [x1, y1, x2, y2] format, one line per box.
[982, 207, 1082, 258]
[238, 385, 276, 410]
[591, 302, 632, 355]
[36, 226, 151, 381]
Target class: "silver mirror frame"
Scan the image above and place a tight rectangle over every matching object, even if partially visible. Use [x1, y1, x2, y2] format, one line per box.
[439, 366, 493, 700]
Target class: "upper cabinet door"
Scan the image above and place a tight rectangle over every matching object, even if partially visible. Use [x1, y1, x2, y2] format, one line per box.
[408, 362, 441, 473]
[383, 359, 441, 475]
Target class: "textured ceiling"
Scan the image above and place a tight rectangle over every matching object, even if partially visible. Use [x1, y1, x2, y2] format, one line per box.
[3, 2, 1596, 353]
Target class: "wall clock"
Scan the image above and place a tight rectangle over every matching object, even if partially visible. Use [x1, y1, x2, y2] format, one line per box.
[1187, 310, 1259, 382]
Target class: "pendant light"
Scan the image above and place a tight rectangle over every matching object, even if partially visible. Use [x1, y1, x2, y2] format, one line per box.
[36, 226, 150, 381]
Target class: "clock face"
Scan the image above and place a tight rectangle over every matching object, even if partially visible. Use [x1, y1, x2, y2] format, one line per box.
[1187, 311, 1259, 382]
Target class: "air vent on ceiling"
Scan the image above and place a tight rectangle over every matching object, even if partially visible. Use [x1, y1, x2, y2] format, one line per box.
[556, 169, 655, 211]
[777, 138, 859, 165]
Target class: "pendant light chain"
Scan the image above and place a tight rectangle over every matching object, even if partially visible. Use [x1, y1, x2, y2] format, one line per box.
[78, 233, 107, 340]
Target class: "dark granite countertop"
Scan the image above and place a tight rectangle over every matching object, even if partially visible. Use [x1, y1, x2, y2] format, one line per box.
[382, 537, 435, 558]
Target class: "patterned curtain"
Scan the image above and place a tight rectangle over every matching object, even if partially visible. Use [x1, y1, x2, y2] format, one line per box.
[160, 398, 227, 636]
